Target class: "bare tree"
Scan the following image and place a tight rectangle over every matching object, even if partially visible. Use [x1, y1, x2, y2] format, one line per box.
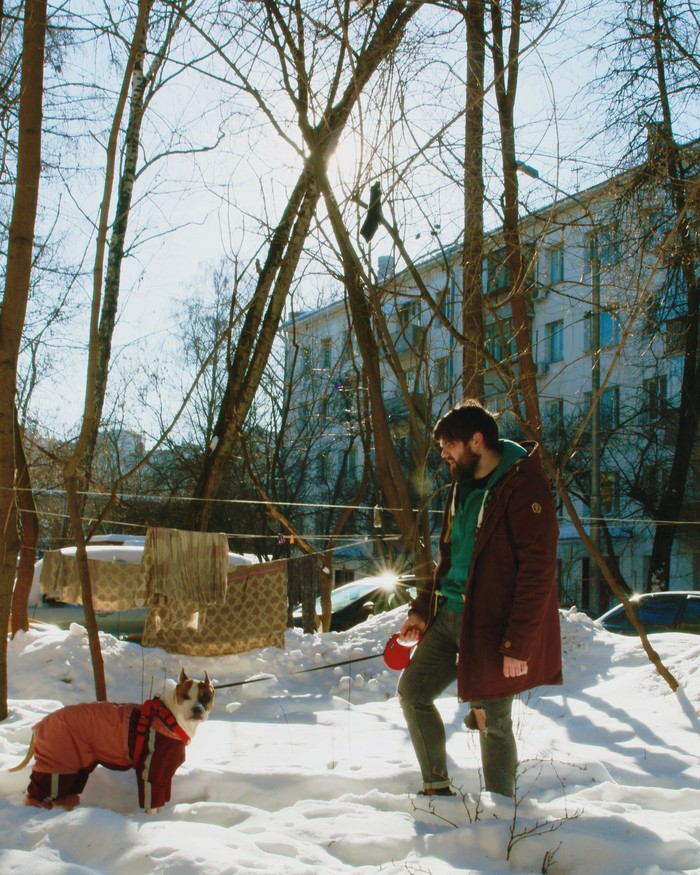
[62, 0, 152, 701]
[81, 1, 198, 490]
[184, 0, 423, 531]
[462, 0, 487, 400]
[0, 0, 47, 719]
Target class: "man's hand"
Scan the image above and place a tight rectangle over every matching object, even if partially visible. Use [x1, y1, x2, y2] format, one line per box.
[399, 612, 426, 642]
[503, 655, 528, 678]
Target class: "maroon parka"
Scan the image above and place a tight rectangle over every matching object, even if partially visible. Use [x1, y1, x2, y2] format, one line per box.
[411, 441, 563, 701]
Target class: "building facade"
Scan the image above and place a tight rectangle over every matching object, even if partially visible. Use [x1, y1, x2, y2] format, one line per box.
[282, 155, 699, 614]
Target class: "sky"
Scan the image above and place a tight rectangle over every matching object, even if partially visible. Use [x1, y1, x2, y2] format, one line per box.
[25, 0, 619, 437]
[1, 604, 699, 874]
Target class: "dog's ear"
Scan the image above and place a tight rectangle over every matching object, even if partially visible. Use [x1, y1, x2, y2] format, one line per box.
[179, 668, 188, 684]
[204, 671, 211, 688]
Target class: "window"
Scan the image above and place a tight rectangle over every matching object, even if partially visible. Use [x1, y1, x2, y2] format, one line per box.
[599, 224, 621, 266]
[643, 375, 667, 423]
[601, 309, 620, 347]
[341, 444, 359, 480]
[585, 308, 620, 350]
[544, 398, 564, 432]
[300, 345, 312, 373]
[548, 246, 565, 284]
[485, 318, 516, 364]
[436, 355, 453, 393]
[487, 247, 509, 291]
[440, 276, 457, 321]
[319, 396, 330, 435]
[398, 299, 420, 327]
[318, 452, 328, 480]
[583, 231, 597, 277]
[680, 597, 700, 633]
[544, 320, 564, 363]
[584, 386, 619, 433]
[522, 243, 539, 287]
[600, 385, 619, 431]
[601, 471, 619, 515]
[580, 557, 590, 611]
[663, 317, 687, 356]
[485, 322, 503, 363]
[338, 380, 358, 423]
[636, 596, 684, 627]
[320, 338, 332, 369]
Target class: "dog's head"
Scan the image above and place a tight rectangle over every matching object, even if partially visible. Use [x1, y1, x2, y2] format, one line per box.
[171, 669, 215, 730]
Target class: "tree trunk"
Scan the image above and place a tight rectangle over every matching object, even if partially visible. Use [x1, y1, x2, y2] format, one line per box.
[462, 0, 486, 401]
[645, 0, 700, 590]
[11, 407, 39, 635]
[63, 0, 151, 701]
[0, 0, 47, 720]
[316, 165, 434, 584]
[489, 0, 541, 432]
[82, 0, 157, 486]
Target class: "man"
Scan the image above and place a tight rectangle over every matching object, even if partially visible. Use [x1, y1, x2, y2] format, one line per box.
[397, 400, 562, 797]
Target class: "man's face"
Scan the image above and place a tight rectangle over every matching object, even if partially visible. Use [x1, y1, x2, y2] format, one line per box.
[438, 437, 478, 479]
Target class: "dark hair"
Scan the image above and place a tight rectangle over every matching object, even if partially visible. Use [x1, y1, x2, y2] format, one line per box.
[433, 400, 500, 450]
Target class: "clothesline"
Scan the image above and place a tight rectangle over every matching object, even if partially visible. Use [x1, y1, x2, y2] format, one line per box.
[8, 485, 698, 526]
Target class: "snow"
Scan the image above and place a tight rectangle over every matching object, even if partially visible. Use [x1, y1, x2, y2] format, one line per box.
[1, 608, 699, 874]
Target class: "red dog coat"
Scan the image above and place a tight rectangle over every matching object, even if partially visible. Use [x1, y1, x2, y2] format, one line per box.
[27, 699, 189, 810]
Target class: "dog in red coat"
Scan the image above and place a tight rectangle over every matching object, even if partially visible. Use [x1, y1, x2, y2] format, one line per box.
[11, 669, 214, 813]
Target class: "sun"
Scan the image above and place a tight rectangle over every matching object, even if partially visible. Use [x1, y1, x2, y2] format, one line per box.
[327, 128, 368, 197]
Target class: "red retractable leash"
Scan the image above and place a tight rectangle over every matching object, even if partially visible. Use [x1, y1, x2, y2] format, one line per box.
[383, 632, 422, 670]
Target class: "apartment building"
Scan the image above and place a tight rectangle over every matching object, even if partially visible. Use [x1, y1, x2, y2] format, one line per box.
[282, 157, 699, 614]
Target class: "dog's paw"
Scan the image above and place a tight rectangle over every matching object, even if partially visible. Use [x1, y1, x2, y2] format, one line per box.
[145, 806, 162, 814]
[24, 796, 53, 810]
[54, 795, 81, 810]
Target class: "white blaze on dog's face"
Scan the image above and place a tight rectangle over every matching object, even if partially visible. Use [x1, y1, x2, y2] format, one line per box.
[174, 669, 215, 728]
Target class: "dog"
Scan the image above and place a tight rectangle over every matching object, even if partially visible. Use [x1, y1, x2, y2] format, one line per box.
[10, 669, 214, 813]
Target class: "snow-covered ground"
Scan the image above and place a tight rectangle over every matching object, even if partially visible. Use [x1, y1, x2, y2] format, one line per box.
[1, 607, 698, 874]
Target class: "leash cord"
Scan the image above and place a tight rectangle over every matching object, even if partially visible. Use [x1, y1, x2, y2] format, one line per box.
[213, 652, 382, 690]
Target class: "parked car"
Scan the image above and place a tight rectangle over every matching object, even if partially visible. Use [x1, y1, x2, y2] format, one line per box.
[293, 576, 416, 632]
[29, 600, 148, 641]
[26, 537, 253, 641]
[597, 591, 700, 636]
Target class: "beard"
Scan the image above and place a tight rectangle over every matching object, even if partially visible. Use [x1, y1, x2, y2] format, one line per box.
[447, 448, 478, 480]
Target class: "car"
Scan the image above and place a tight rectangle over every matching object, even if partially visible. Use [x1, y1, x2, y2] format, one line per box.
[597, 591, 700, 636]
[29, 599, 148, 641]
[293, 575, 416, 632]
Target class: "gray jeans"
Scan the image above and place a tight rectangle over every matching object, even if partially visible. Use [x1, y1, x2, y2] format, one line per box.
[397, 605, 517, 797]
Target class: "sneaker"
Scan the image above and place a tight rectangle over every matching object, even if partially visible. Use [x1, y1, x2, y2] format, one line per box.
[418, 787, 456, 797]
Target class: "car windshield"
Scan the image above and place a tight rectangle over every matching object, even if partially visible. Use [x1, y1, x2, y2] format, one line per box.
[315, 582, 380, 613]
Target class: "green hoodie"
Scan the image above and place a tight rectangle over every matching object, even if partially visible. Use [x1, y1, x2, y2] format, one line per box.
[439, 439, 528, 610]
